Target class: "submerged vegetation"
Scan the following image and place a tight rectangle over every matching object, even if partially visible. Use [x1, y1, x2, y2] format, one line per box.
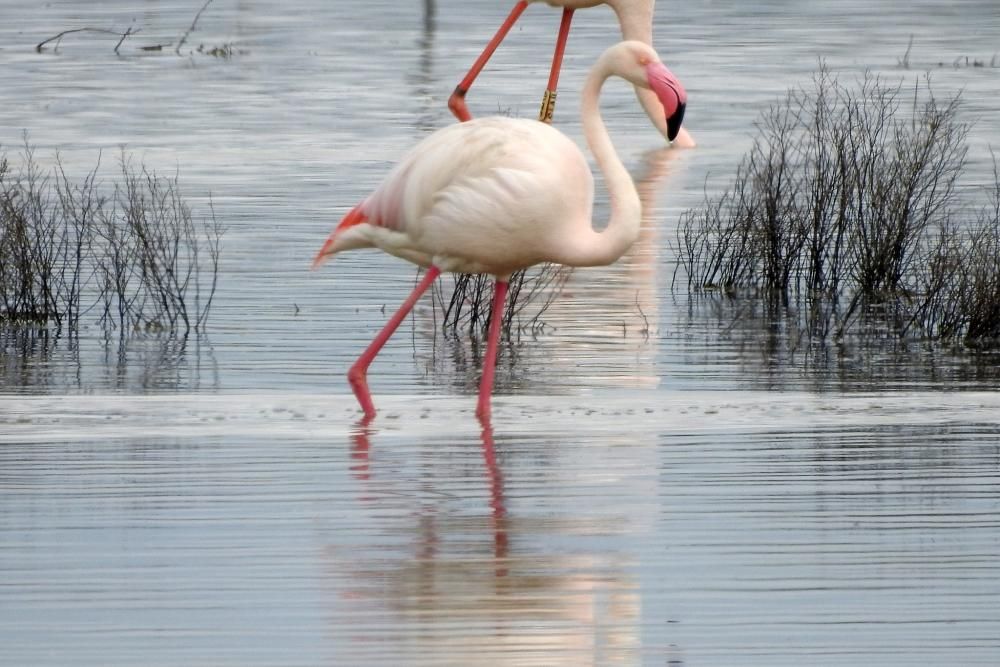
[676, 67, 1000, 348]
[0, 141, 222, 341]
[430, 266, 570, 342]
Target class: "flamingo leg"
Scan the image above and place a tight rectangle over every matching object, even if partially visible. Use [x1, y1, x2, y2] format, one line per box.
[448, 1, 529, 122]
[476, 279, 509, 422]
[538, 8, 575, 123]
[348, 266, 441, 418]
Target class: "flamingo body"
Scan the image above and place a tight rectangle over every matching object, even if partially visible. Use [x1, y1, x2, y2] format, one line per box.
[319, 118, 593, 277]
[315, 41, 687, 421]
[532, 0, 652, 37]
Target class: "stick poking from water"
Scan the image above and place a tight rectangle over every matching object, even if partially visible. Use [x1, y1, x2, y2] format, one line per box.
[175, 0, 215, 55]
[36, 27, 140, 53]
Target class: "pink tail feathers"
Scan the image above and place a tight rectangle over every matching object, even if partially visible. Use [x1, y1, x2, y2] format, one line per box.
[311, 202, 368, 270]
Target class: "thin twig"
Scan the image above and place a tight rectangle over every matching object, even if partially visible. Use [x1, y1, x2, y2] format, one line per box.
[898, 34, 913, 69]
[635, 291, 650, 338]
[175, 0, 215, 55]
[36, 27, 136, 53]
[114, 26, 139, 54]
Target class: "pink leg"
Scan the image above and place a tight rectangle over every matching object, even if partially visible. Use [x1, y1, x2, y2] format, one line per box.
[349, 266, 441, 418]
[538, 8, 575, 123]
[476, 279, 509, 422]
[448, 1, 529, 122]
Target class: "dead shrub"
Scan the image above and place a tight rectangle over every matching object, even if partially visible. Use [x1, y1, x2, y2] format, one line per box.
[676, 66, 1000, 347]
[0, 141, 222, 342]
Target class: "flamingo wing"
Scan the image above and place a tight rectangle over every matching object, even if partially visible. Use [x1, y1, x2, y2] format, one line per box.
[415, 165, 560, 274]
[313, 118, 588, 273]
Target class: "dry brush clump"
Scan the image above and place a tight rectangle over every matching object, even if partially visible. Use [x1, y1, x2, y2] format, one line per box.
[676, 67, 1000, 347]
[430, 264, 570, 343]
[0, 142, 222, 341]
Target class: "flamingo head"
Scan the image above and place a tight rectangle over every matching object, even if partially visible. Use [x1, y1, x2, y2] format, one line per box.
[645, 61, 687, 142]
[612, 41, 688, 142]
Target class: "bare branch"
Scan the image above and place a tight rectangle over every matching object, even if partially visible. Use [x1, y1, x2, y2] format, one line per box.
[175, 0, 215, 56]
[36, 27, 139, 53]
[114, 26, 139, 54]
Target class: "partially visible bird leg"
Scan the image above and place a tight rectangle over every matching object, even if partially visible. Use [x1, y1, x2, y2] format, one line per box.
[476, 279, 509, 422]
[538, 8, 575, 123]
[348, 266, 442, 418]
[449, 1, 529, 122]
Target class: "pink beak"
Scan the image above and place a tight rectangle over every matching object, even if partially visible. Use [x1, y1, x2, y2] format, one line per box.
[645, 61, 687, 141]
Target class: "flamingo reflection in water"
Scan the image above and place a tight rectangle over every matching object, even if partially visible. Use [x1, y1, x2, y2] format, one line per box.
[332, 418, 656, 665]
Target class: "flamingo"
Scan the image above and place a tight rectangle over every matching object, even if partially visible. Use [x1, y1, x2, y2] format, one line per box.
[312, 40, 686, 421]
[448, 0, 692, 146]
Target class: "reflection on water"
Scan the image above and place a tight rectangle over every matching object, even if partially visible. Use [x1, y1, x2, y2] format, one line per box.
[1, 328, 219, 393]
[2, 393, 999, 665]
[677, 294, 1000, 391]
[410, 0, 439, 132]
[1, 0, 999, 394]
[336, 421, 641, 665]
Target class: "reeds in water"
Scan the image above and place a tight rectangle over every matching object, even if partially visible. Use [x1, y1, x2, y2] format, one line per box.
[676, 67, 1000, 347]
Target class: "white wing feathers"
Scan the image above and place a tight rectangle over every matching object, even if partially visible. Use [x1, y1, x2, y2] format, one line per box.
[359, 118, 589, 273]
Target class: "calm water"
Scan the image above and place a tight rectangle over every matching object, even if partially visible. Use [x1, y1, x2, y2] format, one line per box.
[2, 0, 1000, 664]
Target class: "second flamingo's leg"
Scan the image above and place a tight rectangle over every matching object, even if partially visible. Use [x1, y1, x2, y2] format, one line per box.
[448, 1, 528, 122]
[538, 8, 575, 123]
[349, 266, 441, 418]
[476, 279, 509, 422]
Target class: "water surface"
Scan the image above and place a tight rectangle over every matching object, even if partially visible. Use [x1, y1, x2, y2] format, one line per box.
[2, 1, 1000, 664]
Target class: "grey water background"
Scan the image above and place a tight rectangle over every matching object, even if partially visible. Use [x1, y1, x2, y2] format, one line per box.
[2, 0, 1000, 665]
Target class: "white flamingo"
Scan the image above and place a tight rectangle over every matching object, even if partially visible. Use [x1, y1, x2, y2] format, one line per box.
[448, 0, 692, 146]
[312, 40, 687, 421]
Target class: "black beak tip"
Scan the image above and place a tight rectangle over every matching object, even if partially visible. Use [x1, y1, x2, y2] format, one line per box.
[666, 102, 686, 142]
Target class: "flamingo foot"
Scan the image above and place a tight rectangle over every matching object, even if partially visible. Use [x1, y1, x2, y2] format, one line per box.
[348, 364, 377, 419]
[448, 87, 473, 122]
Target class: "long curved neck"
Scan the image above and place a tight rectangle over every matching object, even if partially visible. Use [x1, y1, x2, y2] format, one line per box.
[609, 1, 676, 142]
[570, 54, 641, 267]
[612, 0, 654, 44]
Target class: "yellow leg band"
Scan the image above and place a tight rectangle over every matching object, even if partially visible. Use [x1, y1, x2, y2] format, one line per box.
[538, 89, 557, 124]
